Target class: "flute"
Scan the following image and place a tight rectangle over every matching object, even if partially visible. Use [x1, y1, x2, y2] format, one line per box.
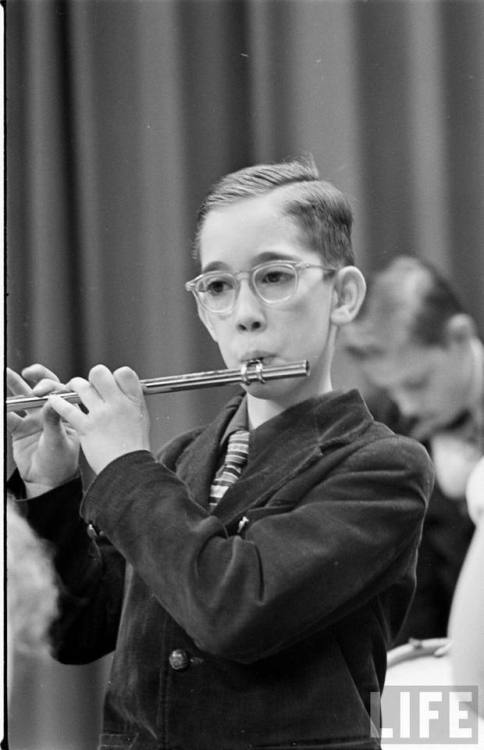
[6, 360, 310, 413]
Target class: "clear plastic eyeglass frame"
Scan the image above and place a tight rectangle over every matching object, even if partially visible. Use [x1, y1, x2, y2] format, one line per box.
[185, 260, 337, 314]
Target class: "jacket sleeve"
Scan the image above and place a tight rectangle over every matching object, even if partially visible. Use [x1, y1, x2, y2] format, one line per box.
[7, 472, 126, 663]
[80, 435, 433, 663]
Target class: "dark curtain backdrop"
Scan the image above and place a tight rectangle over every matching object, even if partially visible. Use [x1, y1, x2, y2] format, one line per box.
[5, 1, 484, 748]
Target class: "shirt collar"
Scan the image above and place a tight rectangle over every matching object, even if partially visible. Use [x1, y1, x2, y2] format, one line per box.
[220, 395, 249, 446]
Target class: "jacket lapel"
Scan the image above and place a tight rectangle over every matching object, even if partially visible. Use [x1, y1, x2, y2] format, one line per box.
[176, 389, 375, 527]
[213, 390, 375, 526]
[175, 395, 244, 508]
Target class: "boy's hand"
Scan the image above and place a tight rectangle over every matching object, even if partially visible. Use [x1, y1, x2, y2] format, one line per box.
[48, 365, 151, 475]
[7, 365, 80, 491]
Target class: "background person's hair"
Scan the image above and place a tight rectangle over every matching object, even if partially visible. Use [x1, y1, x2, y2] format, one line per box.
[359, 255, 466, 346]
[7, 499, 59, 656]
[194, 156, 355, 267]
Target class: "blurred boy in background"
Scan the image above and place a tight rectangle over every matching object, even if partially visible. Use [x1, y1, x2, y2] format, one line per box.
[343, 255, 480, 645]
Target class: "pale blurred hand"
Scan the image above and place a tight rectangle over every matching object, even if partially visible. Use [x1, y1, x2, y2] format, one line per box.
[48, 364, 151, 475]
[431, 431, 482, 500]
[6, 365, 80, 491]
[466, 457, 484, 525]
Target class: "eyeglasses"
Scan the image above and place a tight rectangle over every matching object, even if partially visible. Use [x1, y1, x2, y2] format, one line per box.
[185, 260, 337, 314]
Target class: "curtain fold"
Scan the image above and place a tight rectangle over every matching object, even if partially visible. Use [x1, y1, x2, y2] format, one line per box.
[6, 1, 484, 747]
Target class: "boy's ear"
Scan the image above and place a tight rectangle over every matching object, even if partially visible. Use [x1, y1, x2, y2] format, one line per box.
[330, 266, 367, 327]
[198, 304, 218, 342]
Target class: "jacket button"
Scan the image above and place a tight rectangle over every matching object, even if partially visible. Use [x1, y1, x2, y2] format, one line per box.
[168, 649, 190, 671]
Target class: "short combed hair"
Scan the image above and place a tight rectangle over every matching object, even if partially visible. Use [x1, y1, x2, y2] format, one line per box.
[194, 156, 355, 267]
[358, 255, 466, 346]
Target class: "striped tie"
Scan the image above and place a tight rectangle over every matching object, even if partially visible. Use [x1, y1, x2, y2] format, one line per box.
[209, 430, 250, 510]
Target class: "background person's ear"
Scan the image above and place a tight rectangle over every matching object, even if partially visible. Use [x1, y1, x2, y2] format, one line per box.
[330, 266, 367, 326]
[197, 303, 218, 342]
[444, 313, 476, 345]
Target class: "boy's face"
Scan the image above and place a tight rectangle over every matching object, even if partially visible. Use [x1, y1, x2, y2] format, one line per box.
[197, 191, 337, 405]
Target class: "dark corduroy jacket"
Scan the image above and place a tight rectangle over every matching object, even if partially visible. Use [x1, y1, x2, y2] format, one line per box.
[17, 390, 434, 750]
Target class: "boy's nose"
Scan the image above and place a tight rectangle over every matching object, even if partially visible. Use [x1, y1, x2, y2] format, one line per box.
[234, 279, 267, 333]
[394, 390, 422, 419]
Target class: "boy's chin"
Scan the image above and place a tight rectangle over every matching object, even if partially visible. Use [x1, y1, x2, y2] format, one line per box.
[243, 380, 302, 403]
[243, 381, 280, 398]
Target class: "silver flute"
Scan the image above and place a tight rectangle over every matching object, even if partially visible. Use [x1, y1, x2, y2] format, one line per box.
[6, 360, 310, 413]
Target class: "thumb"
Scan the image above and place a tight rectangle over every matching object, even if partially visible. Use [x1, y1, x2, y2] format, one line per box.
[43, 402, 63, 428]
[42, 403, 81, 449]
[42, 403, 71, 446]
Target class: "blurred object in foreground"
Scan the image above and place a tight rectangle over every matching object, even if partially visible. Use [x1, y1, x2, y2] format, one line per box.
[7, 498, 59, 658]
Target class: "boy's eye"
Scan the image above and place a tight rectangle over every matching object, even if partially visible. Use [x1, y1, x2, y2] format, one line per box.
[204, 277, 233, 296]
[258, 267, 294, 286]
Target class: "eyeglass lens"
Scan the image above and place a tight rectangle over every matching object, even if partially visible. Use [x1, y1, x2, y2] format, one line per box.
[198, 263, 299, 311]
